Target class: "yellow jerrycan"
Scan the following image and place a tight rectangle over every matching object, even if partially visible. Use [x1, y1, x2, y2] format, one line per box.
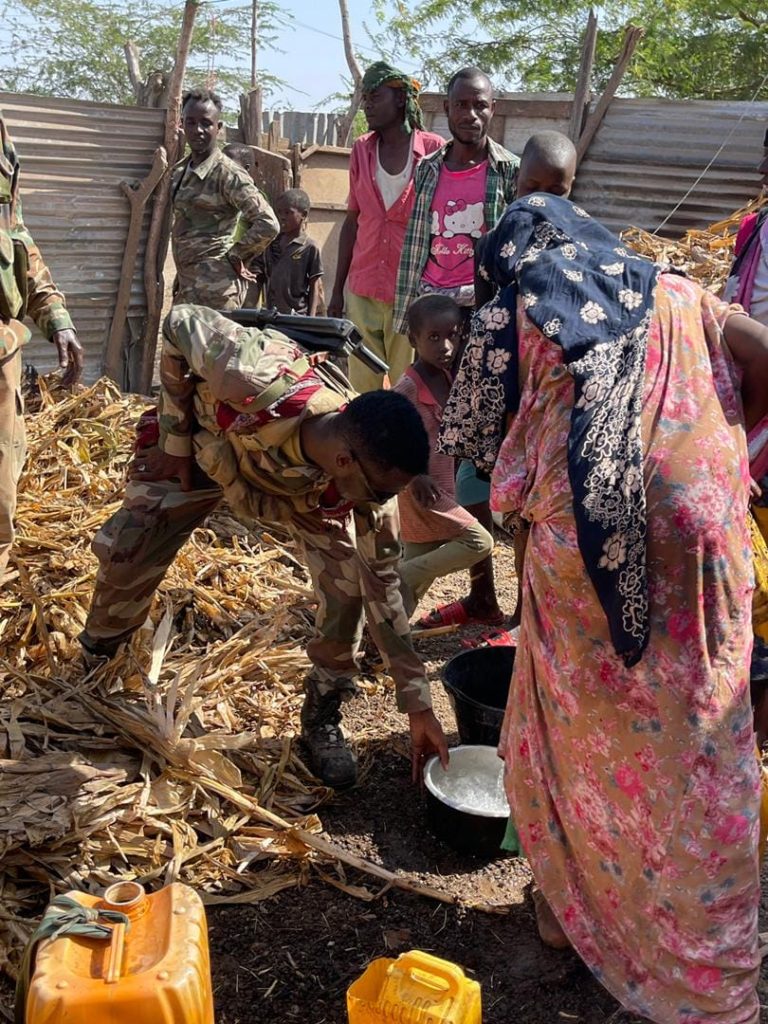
[19, 882, 214, 1024]
[347, 949, 481, 1024]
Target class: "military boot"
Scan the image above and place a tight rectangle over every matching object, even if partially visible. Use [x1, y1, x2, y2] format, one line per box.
[300, 680, 358, 789]
[79, 637, 116, 673]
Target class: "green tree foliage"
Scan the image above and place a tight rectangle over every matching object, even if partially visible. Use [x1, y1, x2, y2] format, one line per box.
[372, 0, 768, 100]
[0, 0, 289, 107]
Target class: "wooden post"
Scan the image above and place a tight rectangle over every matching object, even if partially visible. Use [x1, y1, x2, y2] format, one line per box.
[103, 147, 168, 384]
[292, 143, 303, 189]
[576, 24, 644, 164]
[267, 115, 281, 152]
[239, 87, 263, 146]
[569, 9, 598, 147]
[134, 0, 198, 393]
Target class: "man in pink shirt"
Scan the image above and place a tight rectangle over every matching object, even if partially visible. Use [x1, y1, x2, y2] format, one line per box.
[328, 61, 444, 392]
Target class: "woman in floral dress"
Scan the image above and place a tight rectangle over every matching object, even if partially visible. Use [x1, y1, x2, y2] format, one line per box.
[439, 195, 768, 1023]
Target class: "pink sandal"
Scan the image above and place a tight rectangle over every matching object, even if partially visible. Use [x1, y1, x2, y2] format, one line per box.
[417, 601, 505, 630]
[461, 627, 520, 650]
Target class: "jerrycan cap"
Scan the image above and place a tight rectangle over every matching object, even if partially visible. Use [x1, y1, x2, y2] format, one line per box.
[102, 882, 148, 919]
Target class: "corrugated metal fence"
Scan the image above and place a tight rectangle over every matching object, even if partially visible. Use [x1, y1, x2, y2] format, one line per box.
[3, 90, 767, 384]
[572, 97, 768, 236]
[0, 91, 166, 379]
[261, 110, 338, 147]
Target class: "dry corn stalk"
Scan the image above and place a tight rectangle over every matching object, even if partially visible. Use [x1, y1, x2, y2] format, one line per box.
[622, 197, 767, 294]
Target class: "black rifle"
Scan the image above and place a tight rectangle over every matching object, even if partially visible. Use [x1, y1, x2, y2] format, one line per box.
[222, 307, 389, 376]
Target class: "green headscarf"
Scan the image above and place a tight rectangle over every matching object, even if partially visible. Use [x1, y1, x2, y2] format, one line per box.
[361, 60, 424, 133]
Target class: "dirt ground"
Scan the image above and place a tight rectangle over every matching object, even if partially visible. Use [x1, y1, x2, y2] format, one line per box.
[204, 535, 768, 1024]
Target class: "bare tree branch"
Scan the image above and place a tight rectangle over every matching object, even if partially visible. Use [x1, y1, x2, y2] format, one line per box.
[123, 40, 143, 100]
[336, 0, 364, 147]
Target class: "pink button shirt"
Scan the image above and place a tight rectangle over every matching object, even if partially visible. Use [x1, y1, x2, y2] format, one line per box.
[347, 129, 445, 305]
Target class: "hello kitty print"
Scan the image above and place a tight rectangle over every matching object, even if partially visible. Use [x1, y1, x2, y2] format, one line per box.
[421, 160, 488, 290]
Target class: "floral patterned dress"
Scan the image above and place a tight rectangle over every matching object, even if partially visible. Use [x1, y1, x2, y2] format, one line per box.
[492, 274, 761, 1023]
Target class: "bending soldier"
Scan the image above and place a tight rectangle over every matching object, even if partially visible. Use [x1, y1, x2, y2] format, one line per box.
[80, 305, 449, 789]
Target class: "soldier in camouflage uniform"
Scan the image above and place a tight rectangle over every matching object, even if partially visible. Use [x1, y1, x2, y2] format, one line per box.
[80, 304, 449, 788]
[0, 110, 83, 577]
[172, 89, 279, 309]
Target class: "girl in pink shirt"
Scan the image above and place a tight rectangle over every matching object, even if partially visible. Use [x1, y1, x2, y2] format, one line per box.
[393, 294, 499, 624]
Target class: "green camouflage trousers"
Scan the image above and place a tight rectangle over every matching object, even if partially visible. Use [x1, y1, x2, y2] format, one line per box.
[80, 472, 431, 712]
[174, 256, 247, 310]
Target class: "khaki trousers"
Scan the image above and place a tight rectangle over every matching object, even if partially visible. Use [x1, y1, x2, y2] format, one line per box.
[0, 345, 25, 577]
[345, 291, 413, 392]
[400, 520, 493, 616]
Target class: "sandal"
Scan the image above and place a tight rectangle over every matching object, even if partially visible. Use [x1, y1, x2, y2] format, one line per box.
[416, 601, 504, 630]
[461, 627, 520, 650]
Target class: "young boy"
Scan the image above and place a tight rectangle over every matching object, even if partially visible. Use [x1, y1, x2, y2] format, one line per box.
[255, 188, 324, 315]
[476, 129, 577, 640]
[222, 142, 257, 180]
[393, 294, 494, 618]
[516, 130, 577, 200]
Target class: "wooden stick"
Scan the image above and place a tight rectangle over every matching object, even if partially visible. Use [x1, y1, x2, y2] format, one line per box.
[576, 24, 644, 163]
[569, 8, 598, 148]
[103, 147, 167, 384]
[411, 623, 460, 639]
[136, 0, 198, 394]
[170, 769, 509, 914]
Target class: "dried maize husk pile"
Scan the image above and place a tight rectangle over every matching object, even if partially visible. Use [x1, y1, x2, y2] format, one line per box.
[622, 197, 767, 293]
[0, 375, 355, 975]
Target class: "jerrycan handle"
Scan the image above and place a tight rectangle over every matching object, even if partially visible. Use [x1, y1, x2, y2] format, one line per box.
[395, 952, 463, 999]
[105, 922, 126, 984]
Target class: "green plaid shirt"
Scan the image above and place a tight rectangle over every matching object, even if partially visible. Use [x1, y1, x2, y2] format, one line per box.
[392, 137, 519, 334]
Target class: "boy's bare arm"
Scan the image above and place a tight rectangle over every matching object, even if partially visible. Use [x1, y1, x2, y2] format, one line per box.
[308, 275, 323, 317]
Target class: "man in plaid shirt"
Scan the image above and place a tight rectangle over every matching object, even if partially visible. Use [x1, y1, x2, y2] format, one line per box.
[393, 67, 518, 632]
[392, 67, 519, 335]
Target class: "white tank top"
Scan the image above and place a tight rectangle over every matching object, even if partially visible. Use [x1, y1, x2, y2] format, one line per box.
[376, 138, 414, 211]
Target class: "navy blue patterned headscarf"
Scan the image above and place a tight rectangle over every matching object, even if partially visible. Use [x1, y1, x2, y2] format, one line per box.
[438, 194, 662, 666]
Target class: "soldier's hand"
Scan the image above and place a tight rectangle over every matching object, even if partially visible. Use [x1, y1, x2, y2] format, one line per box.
[129, 450, 194, 491]
[227, 252, 260, 283]
[327, 292, 344, 319]
[408, 708, 449, 784]
[51, 329, 84, 387]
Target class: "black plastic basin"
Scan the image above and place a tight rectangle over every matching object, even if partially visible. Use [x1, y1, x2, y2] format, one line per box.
[424, 746, 509, 858]
[441, 646, 516, 747]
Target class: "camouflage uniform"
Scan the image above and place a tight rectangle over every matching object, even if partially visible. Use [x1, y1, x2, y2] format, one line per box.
[0, 112, 74, 576]
[81, 304, 431, 715]
[171, 148, 279, 310]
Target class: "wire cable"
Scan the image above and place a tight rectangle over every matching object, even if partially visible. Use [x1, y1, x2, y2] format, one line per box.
[652, 68, 768, 235]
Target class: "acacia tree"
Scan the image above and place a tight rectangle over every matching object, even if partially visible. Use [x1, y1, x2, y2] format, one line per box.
[0, 0, 290, 106]
[371, 0, 768, 100]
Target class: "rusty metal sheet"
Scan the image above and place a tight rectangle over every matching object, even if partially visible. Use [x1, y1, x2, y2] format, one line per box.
[572, 97, 768, 236]
[0, 91, 166, 380]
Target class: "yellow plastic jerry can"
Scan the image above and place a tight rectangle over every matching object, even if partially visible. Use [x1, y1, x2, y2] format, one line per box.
[22, 882, 214, 1024]
[347, 949, 481, 1024]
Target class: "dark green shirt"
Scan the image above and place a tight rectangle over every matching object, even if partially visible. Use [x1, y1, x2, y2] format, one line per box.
[257, 233, 323, 314]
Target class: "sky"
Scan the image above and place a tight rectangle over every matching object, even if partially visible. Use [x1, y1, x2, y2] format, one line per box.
[229, 0, 424, 112]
